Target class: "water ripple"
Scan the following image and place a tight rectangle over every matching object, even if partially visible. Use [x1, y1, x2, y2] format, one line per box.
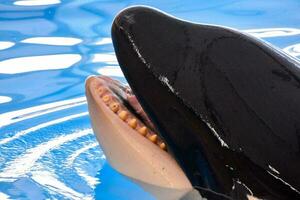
[1, 1, 299, 199]
[0, 129, 92, 179]
[0, 112, 88, 145]
[0, 96, 86, 128]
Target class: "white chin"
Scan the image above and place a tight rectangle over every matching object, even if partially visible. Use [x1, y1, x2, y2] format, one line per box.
[86, 76, 193, 199]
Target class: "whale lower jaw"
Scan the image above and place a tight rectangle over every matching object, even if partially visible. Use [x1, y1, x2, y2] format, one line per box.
[85, 76, 193, 199]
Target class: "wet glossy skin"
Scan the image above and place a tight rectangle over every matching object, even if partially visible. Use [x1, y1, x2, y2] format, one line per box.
[111, 6, 300, 200]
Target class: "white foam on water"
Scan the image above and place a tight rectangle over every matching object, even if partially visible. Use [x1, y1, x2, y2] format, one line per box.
[0, 96, 12, 104]
[21, 37, 82, 46]
[244, 28, 300, 38]
[0, 129, 92, 179]
[14, 0, 61, 6]
[0, 96, 86, 128]
[0, 112, 88, 145]
[0, 42, 15, 50]
[97, 66, 124, 77]
[0, 54, 81, 74]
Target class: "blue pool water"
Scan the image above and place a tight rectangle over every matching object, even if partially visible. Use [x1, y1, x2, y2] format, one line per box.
[0, 0, 299, 199]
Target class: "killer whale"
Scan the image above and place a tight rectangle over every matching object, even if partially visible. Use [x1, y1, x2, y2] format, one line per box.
[110, 6, 300, 200]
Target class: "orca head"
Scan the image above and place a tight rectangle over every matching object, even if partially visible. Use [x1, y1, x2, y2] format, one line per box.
[87, 6, 300, 200]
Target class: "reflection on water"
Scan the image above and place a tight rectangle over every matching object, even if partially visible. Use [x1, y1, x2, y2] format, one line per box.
[92, 53, 118, 64]
[97, 66, 124, 77]
[0, 42, 15, 50]
[21, 37, 82, 46]
[0, 54, 81, 74]
[0, 0, 299, 199]
[14, 0, 61, 6]
[0, 96, 12, 104]
[284, 43, 300, 57]
[94, 38, 112, 45]
[244, 27, 300, 38]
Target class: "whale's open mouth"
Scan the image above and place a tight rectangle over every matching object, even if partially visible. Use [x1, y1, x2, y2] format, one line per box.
[89, 75, 166, 151]
[85, 75, 193, 199]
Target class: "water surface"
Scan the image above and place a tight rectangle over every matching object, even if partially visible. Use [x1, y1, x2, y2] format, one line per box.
[0, 0, 299, 199]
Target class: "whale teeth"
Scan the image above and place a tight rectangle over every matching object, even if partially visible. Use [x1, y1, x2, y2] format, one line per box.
[118, 110, 128, 121]
[97, 87, 106, 96]
[128, 118, 137, 129]
[159, 142, 166, 150]
[148, 134, 157, 143]
[98, 85, 167, 152]
[109, 102, 120, 113]
[102, 94, 110, 103]
[138, 126, 147, 136]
